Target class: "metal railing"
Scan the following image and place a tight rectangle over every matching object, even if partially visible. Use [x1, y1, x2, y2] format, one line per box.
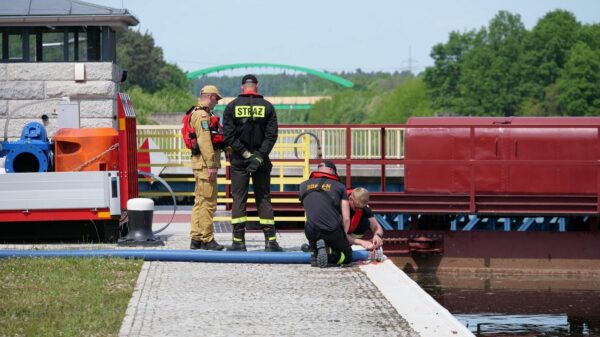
[137, 132, 311, 191]
[136, 125, 184, 163]
[136, 123, 600, 223]
[137, 130, 312, 222]
[137, 124, 408, 195]
[137, 125, 406, 163]
[136, 124, 406, 222]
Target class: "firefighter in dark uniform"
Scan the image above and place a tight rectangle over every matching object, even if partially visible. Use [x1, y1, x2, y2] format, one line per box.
[189, 85, 224, 250]
[299, 160, 353, 267]
[222, 74, 283, 252]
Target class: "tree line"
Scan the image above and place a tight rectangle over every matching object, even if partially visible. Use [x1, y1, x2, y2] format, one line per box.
[311, 9, 600, 124]
[425, 9, 600, 117]
[116, 29, 196, 124]
[118, 9, 599, 125]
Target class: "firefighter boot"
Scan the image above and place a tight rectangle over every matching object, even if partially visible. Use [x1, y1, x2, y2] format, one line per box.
[316, 239, 328, 268]
[202, 239, 224, 251]
[228, 223, 247, 251]
[263, 226, 283, 252]
[310, 251, 318, 267]
[190, 239, 203, 250]
[328, 248, 352, 267]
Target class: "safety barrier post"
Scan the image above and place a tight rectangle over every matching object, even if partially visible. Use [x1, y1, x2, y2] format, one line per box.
[176, 129, 182, 165]
[302, 134, 310, 179]
[345, 126, 352, 188]
[279, 153, 285, 192]
[380, 127, 386, 192]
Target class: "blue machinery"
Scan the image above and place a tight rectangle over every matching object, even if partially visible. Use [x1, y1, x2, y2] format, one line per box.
[0, 122, 52, 173]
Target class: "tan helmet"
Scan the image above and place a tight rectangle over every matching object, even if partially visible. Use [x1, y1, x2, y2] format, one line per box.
[200, 85, 223, 100]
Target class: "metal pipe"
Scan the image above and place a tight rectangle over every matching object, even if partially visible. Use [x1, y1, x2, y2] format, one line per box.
[0, 249, 370, 264]
[293, 132, 322, 159]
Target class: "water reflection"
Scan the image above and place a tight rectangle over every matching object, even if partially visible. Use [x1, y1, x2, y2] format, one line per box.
[407, 271, 600, 336]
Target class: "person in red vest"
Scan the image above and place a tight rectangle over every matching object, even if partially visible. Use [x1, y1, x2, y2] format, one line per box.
[347, 187, 384, 250]
[189, 85, 225, 251]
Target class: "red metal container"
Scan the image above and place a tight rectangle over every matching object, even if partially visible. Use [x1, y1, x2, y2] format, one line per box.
[404, 117, 600, 195]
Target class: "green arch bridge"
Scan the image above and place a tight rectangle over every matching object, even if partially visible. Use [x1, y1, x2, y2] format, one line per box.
[186, 62, 354, 88]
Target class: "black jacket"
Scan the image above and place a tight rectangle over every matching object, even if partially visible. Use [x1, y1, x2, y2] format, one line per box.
[222, 93, 278, 165]
[299, 174, 347, 232]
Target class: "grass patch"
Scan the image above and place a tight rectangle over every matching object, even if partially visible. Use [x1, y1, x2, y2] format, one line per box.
[0, 257, 142, 337]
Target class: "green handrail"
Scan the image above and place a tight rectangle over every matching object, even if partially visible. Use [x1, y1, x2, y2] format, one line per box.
[186, 63, 354, 88]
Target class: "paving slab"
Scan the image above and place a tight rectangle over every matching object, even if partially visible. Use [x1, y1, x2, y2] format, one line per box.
[119, 262, 419, 337]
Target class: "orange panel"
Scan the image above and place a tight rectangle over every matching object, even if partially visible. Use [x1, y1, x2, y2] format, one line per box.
[54, 128, 119, 172]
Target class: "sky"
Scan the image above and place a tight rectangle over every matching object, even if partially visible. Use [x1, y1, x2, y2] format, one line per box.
[88, 0, 600, 75]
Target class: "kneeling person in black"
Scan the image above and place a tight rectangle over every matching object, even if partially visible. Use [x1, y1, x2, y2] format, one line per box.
[299, 160, 352, 267]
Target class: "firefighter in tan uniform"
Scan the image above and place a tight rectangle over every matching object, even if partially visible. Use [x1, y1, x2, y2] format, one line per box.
[190, 85, 225, 250]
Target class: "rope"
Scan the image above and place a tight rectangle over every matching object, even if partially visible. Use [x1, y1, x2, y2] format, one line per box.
[73, 143, 119, 171]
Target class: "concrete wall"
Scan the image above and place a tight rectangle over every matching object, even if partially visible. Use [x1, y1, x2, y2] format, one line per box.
[0, 62, 122, 140]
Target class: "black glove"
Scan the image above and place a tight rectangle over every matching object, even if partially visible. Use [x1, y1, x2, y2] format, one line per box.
[245, 154, 264, 174]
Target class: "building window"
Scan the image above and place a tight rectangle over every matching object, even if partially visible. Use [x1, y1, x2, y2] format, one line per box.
[8, 33, 23, 60]
[42, 31, 63, 62]
[0, 26, 113, 63]
[77, 31, 88, 61]
[28, 33, 36, 61]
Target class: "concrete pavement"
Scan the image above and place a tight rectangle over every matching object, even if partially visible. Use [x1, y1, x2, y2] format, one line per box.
[0, 208, 473, 337]
[115, 212, 472, 337]
[118, 261, 418, 337]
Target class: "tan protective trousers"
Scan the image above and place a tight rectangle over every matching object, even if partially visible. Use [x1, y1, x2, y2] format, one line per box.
[190, 169, 217, 242]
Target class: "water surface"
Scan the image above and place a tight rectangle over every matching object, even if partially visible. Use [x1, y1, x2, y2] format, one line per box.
[407, 271, 600, 336]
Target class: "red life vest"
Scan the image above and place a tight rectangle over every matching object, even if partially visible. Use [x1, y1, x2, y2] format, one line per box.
[242, 89, 260, 96]
[181, 106, 224, 154]
[209, 114, 224, 148]
[347, 188, 363, 234]
[181, 106, 203, 155]
[309, 171, 340, 181]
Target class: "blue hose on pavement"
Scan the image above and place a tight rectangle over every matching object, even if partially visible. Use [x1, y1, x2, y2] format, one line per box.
[0, 249, 370, 264]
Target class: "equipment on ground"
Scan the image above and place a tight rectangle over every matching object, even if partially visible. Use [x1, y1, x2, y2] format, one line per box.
[0, 249, 372, 264]
[369, 247, 384, 262]
[0, 94, 141, 242]
[118, 198, 163, 246]
[0, 122, 52, 173]
[53, 128, 119, 172]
